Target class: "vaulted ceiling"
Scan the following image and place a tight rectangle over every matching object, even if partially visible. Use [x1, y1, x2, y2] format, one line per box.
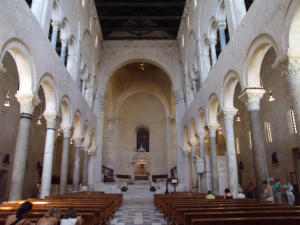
[95, 0, 186, 40]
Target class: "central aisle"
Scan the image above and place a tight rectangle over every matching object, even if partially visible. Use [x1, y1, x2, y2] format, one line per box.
[110, 194, 168, 225]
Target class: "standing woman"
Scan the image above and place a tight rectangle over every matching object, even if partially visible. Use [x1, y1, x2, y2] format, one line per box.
[262, 180, 274, 203]
[5, 201, 33, 225]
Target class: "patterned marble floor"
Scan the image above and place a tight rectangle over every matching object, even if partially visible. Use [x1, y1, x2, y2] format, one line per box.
[110, 198, 168, 225]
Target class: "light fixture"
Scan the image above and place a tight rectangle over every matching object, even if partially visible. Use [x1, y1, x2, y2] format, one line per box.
[217, 128, 222, 135]
[140, 62, 145, 71]
[236, 113, 241, 122]
[70, 138, 73, 145]
[4, 90, 10, 107]
[57, 128, 62, 137]
[268, 89, 275, 102]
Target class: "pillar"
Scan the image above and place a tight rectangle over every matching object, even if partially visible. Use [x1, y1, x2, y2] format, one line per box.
[207, 124, 219, 194]
[192, 78, 197, 97]
[197, 135, 205, 192]
[51, 21, 60, 49]
[73, 138, 82, 192]
[224, 0, 246, 36]
[82, 146, 89, 188]
[66, 47, 76, 78]
[60, 38, 68, 64]
[9, 93, 40, 200]
[240, 88, 267, 198]
[274, 57, 300, 139]
[40, 114, 57, 198]
[218, 21, 227, 51]
[209, 38, 217, 66]
[190, 144, 197, 189]
[59, 125, 71, 194]
[220, 108, 239, 196]
[174, 90, 186, 184]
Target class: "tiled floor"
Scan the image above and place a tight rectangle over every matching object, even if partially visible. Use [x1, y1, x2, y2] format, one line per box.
[110, 198, 167, 225]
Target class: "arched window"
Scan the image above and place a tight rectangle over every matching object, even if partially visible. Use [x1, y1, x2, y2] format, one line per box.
[137, 127, 149, 152]
[289, 108, 298, 134]
[244, 0, 254, 12]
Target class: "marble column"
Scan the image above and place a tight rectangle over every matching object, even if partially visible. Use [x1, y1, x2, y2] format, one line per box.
[209, 38, 217, 66]
[82, 146, 89, 187]
[192, 78, 197, 97]
[197, 135, 205, 192]
[220, 109, 239, 196]
[59, 125, 71, 194]
[51, 21, 60, 49]
[207, 124, 219, 194]
[174, 90, 186, 184]
[72, 138, 82, 192]
[274, 57, 300, 139]
[218, 21, 227, 51]
[40, 114, 57, 198]
[190, 144, 197, 188]
[9, 93, 40, 200]
[240, 88, 267, 199]
[60, 38, 68, 64]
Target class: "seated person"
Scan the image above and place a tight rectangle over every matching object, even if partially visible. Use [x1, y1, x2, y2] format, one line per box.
[60, 208, 82, 225]
[235, 187, 246, 199]
[224, 188, 233, 199]
[205, 191, 216, 199]
[5, 201, 33, 225]
[37, 207, 60, 225]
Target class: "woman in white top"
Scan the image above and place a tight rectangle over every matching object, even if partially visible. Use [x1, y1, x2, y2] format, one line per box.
[284, 181, 295, 206]
[60, 208, 82, 225]
[262, 180, 274, 203]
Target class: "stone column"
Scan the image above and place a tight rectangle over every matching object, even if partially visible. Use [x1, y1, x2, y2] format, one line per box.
[40, 114, 57, 198]
[209, 38, 217, 66]
[88, 147, 96, 190]
[240, 88, 267, 198]
[9, 93, 40, 200]
[220, 108, 239, 196]
[82, 146, 89, 188]
[66, 47, 76, 78]
[192, 78, 197, 97]
[60, 38, 68, 64]
[207, 124, 219, 194]
[197, 135, 205, 192]
[174, 90, 186, 184]
[72, 138, 82, 192]
[218, 21, 227, 51]
[224, 0, 246, 36]
[51, 21, 60, 49]
[274, 57, 300, 137]
[190, 144, 197, 189]
[59, 125, 71, 194]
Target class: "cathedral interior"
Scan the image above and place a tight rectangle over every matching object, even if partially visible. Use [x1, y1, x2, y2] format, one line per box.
[1, 0, 300, 223]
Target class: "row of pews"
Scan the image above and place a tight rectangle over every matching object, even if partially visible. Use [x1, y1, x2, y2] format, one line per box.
[0, 192, 122, 225]
[154, 193, 300, 225]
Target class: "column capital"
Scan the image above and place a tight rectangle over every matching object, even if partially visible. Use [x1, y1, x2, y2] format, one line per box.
[61, 125, 72, 138]
[219, 108, 238, 120]
[43, 113, 57, 129]
[207, 123, 219, 136]
[239, 88, 265, 111]
[174, 89, 184, 104]
[217, 20, 227, 29]
[272, 55, 300, 82]
[15, 92, 40, 115]
[73, 137, 83, 147]
[208, 38, 217, 46]
[0, 63, 6, 75]
[60, 37, 69, 46]
[51, 20, 61, 29]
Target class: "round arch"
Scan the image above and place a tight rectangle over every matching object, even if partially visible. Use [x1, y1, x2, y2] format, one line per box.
[0, 38, 36, 94]
[222, 70, 241, 109]
[73, 110, 82, 138]
[207, 93, 220, 125]
[39, 73, 57, 114]
[59, 95, 72, 126]
[243, 33, 279, 88]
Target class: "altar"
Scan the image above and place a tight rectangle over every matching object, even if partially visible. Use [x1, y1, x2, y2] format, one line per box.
[131, 146, 152, 183]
